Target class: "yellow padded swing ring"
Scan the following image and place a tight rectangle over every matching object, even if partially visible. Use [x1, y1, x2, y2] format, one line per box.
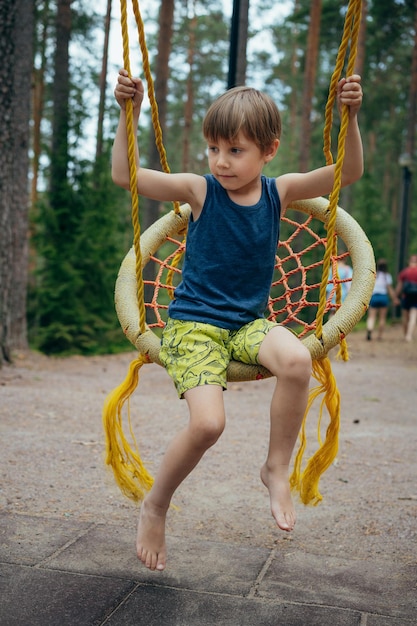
[115, 196, 375, 381]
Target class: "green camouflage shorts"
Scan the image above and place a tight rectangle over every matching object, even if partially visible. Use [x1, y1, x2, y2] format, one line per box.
[160, 317, 277, 397]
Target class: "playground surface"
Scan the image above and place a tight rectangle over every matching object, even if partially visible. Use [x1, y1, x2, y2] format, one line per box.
[0, 324, 416, 625]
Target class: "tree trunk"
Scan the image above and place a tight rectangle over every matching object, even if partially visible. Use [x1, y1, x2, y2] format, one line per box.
[289, 0, 301, 159]
[50, 0, 71, 202]
[142, 0, 174, 319]
[342, 0, 367, 215]
[32, 0, 50, 207]
[0, 0, 33, 364]
[182, 9, 197, 172]
[96, 0, 112, 165]
[299, 0, 321, 173]
[397, 1, 417, 272]
[355, 0, 367, 77]
[405, 3, 417, 161]
[142, 0, 174, 234]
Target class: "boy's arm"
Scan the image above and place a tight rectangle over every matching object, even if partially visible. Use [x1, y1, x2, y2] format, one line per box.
[277, 75, 363, 213]
[339, 75, 364, 185]
[112, 69, 206, 210]
[112, 108, 140, 190]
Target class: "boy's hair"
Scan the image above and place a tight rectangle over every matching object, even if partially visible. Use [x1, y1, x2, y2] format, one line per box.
[203, 86, 281, 152]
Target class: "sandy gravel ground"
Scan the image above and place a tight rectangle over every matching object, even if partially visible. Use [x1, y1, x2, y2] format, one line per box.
[1, 323, 416, 567]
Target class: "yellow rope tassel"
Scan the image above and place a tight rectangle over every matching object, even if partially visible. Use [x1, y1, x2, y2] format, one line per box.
[102, 354, 154, 501]
[336, 337, 349, 361]
[290, 356, 341, 505]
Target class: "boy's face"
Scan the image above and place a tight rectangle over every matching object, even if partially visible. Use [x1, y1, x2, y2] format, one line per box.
[206, 132, 278, 194]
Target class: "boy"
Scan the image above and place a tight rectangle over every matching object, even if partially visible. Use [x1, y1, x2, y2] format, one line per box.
[113, 70, 363, 571]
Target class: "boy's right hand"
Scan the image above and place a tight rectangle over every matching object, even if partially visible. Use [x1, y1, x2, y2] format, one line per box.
[114, 69, 144, 110]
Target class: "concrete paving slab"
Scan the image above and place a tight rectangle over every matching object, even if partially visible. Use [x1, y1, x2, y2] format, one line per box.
[0, 562, 136, 626]
[258, 550, 416, 620]
[366, 617, 417, 626]
[0, 512, 92, 566]
[103, 584, 363, 626]
[44, 523, 272, 595]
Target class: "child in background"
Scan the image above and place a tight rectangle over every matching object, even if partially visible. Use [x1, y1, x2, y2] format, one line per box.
[326, 258, 353, 316]
[112, 69, 364, 571]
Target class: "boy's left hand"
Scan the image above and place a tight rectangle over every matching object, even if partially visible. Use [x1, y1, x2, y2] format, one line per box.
[337, 74, 363, 118]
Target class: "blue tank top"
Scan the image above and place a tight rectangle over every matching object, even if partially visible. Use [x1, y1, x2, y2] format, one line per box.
[168, 174, 281, 330]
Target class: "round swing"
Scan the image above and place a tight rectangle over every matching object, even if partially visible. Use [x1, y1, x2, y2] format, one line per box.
[103, 0, 375, 506]
[116, 196, 375, 374]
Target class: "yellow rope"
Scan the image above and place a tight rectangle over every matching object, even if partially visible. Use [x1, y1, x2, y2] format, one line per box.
[315, 0, 362, 341]
[318, 0, 362, 346]
[121, 0, 182, 334]
[120, 0, 146, 335]
[131, 0, 183, 295]
[131, 0, 181, 215]
[290, 0, 362, 505]
[322, 0, 360, 166]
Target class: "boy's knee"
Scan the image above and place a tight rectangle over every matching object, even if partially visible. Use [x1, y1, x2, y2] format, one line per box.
[282, 345, 312, 384]
[190, 415, 225, 448]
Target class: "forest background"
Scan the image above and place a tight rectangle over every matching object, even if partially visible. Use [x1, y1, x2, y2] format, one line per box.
[0, 0, 416, 365]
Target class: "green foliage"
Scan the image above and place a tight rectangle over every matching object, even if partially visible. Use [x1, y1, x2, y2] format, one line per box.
[29, 147, 133, 355]
[163, 2, 230, 174]
[257, 0, 417, 270]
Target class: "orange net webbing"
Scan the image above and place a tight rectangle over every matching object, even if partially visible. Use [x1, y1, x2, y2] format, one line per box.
[143, 214, 351, 336]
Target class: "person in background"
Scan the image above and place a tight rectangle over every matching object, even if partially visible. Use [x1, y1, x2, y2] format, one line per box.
[326, 258, 353, 316]
[366, 259, 397, 341]
[395, 253, 417, 342]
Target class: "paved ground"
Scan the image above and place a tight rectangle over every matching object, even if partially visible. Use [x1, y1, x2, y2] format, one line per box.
[0, 325, 416, 625]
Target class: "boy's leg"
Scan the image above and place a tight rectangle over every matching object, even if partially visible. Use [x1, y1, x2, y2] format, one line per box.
[137, 384, 225, 571]
[257, 326, 312, 532]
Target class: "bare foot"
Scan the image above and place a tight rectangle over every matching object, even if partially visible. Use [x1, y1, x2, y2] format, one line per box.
[260, 463, 296, 532]
[136, 498, 167, 571]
